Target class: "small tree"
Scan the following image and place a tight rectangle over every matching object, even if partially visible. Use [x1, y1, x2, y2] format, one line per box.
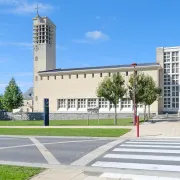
[142, 75, 162, 118]
[128, 73, 148, 122]
[97, 73, 126, 125]
[0, 94, 3, 111]
[2, 77, 23, 112]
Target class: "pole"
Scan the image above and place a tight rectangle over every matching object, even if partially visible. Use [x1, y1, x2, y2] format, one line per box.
[133, 66, 136, 125]
[136, 113, 139, 137]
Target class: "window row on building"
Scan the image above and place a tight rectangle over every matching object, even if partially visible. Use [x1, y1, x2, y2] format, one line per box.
[163, 51, 179, 110]
[57, 98, 143, 111]
[36, 71, 130, 81]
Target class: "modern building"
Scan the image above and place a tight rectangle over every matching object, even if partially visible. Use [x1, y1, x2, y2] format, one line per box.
[28, 13, 179, 115]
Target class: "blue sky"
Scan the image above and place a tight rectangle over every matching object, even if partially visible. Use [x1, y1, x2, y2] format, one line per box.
[1, 0, 180, 94]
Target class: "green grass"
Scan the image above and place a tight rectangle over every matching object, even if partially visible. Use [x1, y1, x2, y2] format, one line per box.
[0, 128, 130, 137]
[0, 165, 42, 180]
[0, 118, 141, 126]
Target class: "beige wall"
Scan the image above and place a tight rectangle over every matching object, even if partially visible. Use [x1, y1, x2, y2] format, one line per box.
[22, 100, 33, 112]
[33, 66, 161, 113]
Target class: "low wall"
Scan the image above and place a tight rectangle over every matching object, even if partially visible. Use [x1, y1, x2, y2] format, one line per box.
[0, 111, 139, 121]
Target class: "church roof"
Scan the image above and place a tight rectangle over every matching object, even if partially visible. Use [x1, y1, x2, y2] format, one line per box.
[23, 87, 33, 100]
[39, 62, 160, 73]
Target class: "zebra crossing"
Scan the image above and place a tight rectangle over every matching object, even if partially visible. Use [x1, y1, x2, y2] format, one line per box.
[90, 138, 180, 178]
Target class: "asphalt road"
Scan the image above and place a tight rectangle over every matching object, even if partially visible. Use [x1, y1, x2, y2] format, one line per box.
[0, 136, 112, 165]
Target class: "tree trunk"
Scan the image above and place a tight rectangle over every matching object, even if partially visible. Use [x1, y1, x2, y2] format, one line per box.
[143, 105, 146, 121]
[114, 104, 117, 125]
[148, 105, 151, 118]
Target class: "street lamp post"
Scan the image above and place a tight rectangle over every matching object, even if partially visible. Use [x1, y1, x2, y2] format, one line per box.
[131, 63, 137, 125]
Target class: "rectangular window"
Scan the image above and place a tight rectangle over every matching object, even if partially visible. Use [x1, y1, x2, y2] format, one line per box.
[54, 76, 56, 80]
[61, 75, 63, 79]
[47, 76, 49, 80]
[99, 98, 108, 108]
[126, 71, 128, 76]
[78, 99, 86, 108]
[69, 75, 71, 79]
[40, 76, 43, 80]
[109, 72, 111, 77]
[100, 73, 102, 77]
[58, 99, 66, 108]
[164, 52, 170, 63]
[172, 98, 179, 108]
[92, 73, 94, 78]
[84, 74, 86, 78]
[172, 51, 179, 62]
[110, 101, 119, 108]
[164, 98, 171, 108]
[68, 99, 76, 108]
[137, 104, 143, 108]
[164, 86, 171, 96]
[88, 98, 96, 108]
[121, 98, 131, 108]
[76, 74, 78, 78]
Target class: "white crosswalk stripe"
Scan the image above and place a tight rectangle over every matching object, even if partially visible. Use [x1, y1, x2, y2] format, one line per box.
[90, 139, 180, 177]
[100, 173, 180, 180]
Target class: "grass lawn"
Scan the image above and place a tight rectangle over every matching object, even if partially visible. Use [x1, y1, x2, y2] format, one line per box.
[0, 118, 141, 126]
[0, 165, 42, 180]
[0, 128, 130, 137]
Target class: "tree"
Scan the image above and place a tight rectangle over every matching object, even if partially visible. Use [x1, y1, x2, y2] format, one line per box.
[142, 75, 162, 118]
[128, 72, 148, 122]
[2, 77, 24, 112]
[97, 73, 126, 125]
[0, 94, 3, 110]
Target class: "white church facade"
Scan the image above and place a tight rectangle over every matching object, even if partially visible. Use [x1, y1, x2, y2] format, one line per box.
[27, 14, 180, 115]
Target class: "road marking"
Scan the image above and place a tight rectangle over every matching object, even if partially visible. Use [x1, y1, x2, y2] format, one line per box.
[0, 139, 100, 151]
[100, 173, 179, 180]
[126, 141, 180, 145]
[30, 137, 60, 165]
[92, 161, 180, 172]
[120, 144, 180, 148]
[113, 148, 180, 154]
[71, 139, 125, 166]
[104, 154, 180, 161]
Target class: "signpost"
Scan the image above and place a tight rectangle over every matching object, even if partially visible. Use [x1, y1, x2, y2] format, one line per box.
[44, 98, 49, 126]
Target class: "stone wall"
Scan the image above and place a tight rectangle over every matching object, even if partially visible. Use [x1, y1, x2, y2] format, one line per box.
[0, 111, 137, 121]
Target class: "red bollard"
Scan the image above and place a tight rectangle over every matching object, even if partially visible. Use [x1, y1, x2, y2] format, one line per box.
[136, 113, 139, 137]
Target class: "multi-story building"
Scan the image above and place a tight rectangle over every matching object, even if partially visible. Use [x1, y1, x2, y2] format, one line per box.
[29, 13, 179, 115]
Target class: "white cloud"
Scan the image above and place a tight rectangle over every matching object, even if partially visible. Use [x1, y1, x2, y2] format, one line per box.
[73, 30, 109, 44]
[85, 31, 109, 40]
[56, 45, 68, 50]
[0, 0, 54, 15]
[0, 41, 32, 47]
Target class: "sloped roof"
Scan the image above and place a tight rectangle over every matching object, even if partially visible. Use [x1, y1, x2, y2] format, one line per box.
[23, 87, 33, 100]
[39, 62, 160, 73]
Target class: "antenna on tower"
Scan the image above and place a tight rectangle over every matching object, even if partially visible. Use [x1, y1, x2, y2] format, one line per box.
[35, 4, 41, 16]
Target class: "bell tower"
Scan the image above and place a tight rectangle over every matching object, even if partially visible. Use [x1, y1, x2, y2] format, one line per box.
[33, 9, 56, 112]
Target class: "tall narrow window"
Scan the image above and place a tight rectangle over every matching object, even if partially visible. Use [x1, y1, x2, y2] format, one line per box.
[100, 73, 102, 77]
[126, 71, 128, 76]
[47, 76, 49, 80]
[61, 75, 63, 79]
[92, 73, 94, 78]
[69, 75, 71, 79]
[54, 76, 56, 80]
[76, 74, 78, 78]
[84, 74, 86, 78]
[109, 72, 111, 77]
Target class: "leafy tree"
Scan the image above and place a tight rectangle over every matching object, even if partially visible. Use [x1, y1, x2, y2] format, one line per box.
[142, 75, 162, 118]
[0, 94, 3, 110]
[97, 73, 126, 125]
[128, 72, 148, 123]
[2, 78, 24, 112]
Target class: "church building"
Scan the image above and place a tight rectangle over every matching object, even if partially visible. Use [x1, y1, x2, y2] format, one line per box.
[30, 13, 179, 115]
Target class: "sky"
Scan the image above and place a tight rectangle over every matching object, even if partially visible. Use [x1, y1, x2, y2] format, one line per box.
[1, 0, 180, 94]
